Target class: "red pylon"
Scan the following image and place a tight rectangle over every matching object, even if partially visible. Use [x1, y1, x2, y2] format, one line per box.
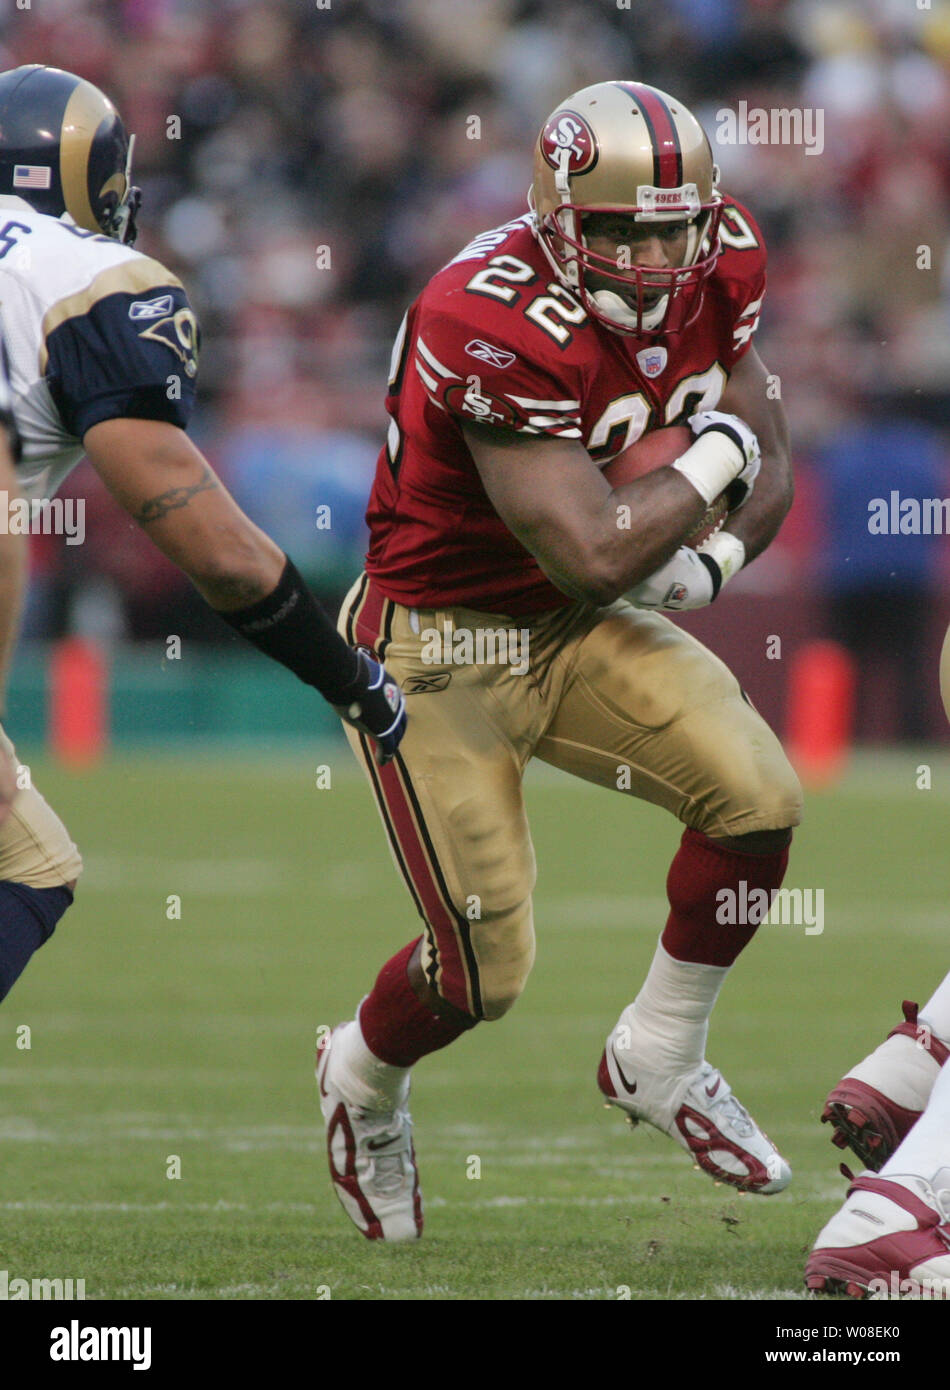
[49, 638, 108, 766]
[787, 640, 855, 788]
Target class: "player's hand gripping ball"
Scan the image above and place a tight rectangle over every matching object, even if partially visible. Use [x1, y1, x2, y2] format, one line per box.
[603, 424, 728, 547]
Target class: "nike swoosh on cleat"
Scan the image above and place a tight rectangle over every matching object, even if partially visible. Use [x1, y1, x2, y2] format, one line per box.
[610, 1045, 638, 1095]
[367, 1135, 401, 1151]
[852, 1208, 885, 1226]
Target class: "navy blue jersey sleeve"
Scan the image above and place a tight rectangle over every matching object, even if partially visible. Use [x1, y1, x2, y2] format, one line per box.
[45, 281, 200, 440]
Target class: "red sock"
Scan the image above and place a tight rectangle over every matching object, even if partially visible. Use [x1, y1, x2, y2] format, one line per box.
[359, 939, 472, 1067]
[661, 828, 790, 967]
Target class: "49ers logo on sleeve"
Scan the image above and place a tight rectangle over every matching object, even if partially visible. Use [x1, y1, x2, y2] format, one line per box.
[540, 110, 598, 175]
[445, 383, 519, 428]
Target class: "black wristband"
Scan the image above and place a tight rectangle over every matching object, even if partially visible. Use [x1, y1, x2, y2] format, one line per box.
[696, 551, 723, 600]
[216, 556, 360, 703]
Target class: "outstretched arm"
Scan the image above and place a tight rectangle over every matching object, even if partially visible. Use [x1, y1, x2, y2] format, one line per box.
[83, 417, 406, 762]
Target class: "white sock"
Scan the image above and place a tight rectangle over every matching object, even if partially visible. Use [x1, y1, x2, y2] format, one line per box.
[882, 1056, 950, 1182]
[612, 941, 728, 1077]
[330, 1012, 410, 1112]
[918, 969, 950, 1044]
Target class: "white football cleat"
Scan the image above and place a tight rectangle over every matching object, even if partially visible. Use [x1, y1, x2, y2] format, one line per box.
[822, 1000, 949, 1171]
[598, 1044, 791, 1194]
[316, 1024, 422, 1242]
[805, 1168, 950, 1299]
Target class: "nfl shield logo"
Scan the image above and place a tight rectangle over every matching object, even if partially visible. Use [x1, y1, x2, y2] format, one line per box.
[636, 346, 667, 378]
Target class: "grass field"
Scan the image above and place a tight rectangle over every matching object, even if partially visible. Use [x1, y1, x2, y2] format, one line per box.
[2, 745, 948, 1302]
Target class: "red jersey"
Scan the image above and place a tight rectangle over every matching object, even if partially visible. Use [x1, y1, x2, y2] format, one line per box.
[365, 199, 766, 616]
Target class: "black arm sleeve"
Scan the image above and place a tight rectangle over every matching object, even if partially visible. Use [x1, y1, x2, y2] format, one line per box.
[215, 556, 362, 704]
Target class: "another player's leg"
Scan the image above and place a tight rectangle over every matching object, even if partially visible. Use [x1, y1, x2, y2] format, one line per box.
[820, 978, 950, 1171]
[807, 621, 950, 1291]
[0, 729, 81, 1003]
[536, 602, 802, 1192]
[806, 1057, 950, 1298]
[0, 882, 75, 1002]
[318, 580, 538, 1240]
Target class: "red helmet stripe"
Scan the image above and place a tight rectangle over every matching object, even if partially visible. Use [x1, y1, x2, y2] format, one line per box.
[614, 82, 683, 188]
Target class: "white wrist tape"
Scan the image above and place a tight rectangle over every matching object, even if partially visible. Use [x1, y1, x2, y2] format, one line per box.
[671, 431, 745, 506]
[699, 530, 746, 587]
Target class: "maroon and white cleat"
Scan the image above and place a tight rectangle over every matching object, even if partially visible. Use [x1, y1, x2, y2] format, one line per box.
[316, 1024, 423, 1242]
[805, 1168, 950, 1299]
[598, 1044, 791, 1194]
[822, 1001, 949, 1171]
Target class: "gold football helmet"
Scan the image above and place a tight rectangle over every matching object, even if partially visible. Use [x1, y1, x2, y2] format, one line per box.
[531, 81, 723, 337]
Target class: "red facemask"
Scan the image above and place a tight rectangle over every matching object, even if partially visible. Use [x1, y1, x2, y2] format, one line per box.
[539, 200, 724, 337]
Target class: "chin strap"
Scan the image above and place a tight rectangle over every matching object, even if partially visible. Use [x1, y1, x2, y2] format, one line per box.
[551, 147, 583, 292]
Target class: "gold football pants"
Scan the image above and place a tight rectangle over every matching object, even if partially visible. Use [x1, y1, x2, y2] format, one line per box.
[340, 576, 802, 1022]
[0, 726, 82, 887]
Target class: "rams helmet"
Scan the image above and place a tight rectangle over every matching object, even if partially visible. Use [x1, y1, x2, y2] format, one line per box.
[531, 81, 723, 337]
[0, 64, 141, 244]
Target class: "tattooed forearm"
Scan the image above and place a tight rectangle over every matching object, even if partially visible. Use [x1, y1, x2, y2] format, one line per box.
[136, 465, 219, 524]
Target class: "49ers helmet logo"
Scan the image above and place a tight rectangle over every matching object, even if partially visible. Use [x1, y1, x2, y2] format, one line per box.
[540, 109, 598, 175]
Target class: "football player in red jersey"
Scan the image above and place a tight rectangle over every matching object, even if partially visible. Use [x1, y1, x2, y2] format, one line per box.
[318, 81, 803, 1240]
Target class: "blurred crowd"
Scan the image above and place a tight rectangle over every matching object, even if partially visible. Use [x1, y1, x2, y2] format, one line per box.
[4, 0, 950, 732]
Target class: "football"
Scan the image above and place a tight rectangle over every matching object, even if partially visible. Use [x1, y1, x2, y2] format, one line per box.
[603, 424, 729, 548]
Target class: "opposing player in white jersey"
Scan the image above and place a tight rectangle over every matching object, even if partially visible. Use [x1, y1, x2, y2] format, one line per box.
[0, 65, 406, 1003]
[805, 633, 950, 1296]
[0, 336, 27, 830]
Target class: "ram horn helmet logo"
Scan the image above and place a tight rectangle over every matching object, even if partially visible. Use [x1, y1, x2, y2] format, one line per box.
[99, 171, 128, 201]
[540, 109, 598, 176]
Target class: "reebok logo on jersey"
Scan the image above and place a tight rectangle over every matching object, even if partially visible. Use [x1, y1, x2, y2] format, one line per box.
[128, 293, 174, 321]
[403, 673, 452, 694]
[465, 339, 517, 370]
